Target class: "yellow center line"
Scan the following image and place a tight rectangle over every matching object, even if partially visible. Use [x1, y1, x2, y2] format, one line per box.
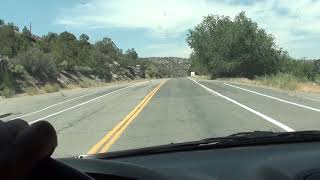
[87, 80, 167, 154]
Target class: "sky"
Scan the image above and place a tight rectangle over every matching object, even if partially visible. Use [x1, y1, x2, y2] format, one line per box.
[1, 0, 320, 59]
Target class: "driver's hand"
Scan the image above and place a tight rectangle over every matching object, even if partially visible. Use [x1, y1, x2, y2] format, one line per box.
[0, 119, 57, 180]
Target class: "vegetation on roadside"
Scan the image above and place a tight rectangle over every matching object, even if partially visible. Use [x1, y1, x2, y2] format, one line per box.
[187, 12, 320, 91]
[43, 83, 60, 93]
[25, 87, 40, 95]
[216, 73, 320, 93]
[0, 19, 186, 98]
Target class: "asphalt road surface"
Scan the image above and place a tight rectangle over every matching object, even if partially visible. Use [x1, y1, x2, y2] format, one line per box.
[1, 77, 320, 157]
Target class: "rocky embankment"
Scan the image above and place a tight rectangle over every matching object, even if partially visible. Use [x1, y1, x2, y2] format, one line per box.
[0, 56, 142, 95]
[1, 55, 190, 97]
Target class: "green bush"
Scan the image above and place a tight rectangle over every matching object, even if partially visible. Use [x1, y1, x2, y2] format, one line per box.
[79, 81, 89, 88]
[314, 74, 320, 85]
[25, 87, 40, 95]
[0, 72, 17, 98]
[13, 64, 26, 75]
[43, 83, 59, 93]
[74, 66, 93, 74]
[16, 48, 57, 80]
[79, 80, 96, 88]
[145, 63, 159, 78]
[1, 86, 16, 98]
[187, 12, 283, 78]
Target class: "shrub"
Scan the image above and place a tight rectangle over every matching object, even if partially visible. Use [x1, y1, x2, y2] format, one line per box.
[79, 80, 96, 88]
[74, 66, 93, 75]
[16, 48, 57, 80]
[25, 87, 40, 95]
[1, 86, 15, 98]
[13, 64, 26, 75]
[314, 74, 320, 85]
[43, 83, 59, 93]
[79, 81, 89, 88]
[0, 72, 16, 98]
[145, 63, 159, 78]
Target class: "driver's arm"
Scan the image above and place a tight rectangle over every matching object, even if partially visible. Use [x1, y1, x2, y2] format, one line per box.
[0, 119, 57, 180]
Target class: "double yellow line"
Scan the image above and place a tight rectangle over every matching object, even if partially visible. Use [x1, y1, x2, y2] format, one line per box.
[87, 80, 167, 154]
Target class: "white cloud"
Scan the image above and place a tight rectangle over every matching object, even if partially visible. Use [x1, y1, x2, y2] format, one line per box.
[56, 0, 320, 58]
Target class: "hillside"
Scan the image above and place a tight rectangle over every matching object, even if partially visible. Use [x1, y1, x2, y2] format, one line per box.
[142, 57, 190, 77]
[0, 20, 190, 98]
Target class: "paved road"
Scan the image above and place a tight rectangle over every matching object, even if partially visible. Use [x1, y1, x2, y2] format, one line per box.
[1, 77, 320, 157]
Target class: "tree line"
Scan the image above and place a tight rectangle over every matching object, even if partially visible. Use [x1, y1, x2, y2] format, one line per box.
[0, 19, 190, 97]
[0, 19, 146, 96]
[187, 12, 320, 81]
[0, 19, 139, 80]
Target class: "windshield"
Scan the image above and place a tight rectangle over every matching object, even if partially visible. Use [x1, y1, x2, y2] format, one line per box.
[1, 0, 320, 157]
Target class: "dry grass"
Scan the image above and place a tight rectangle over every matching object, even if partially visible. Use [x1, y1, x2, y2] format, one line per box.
[219, 77, 255, 84]
[221, 75, 320, 94]
[192, 75, 210, 80]
[24, 84, 60, 95]
[59, 78, 149, 95]
[297, 83, 320, 94]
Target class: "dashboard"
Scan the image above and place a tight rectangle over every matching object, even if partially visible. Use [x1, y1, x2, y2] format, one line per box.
[59, 142, 320, 180]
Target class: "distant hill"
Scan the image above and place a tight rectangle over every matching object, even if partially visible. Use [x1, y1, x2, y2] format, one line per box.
[142, 57, 191, 77]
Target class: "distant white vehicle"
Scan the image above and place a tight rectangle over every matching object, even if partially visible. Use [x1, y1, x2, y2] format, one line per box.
[190, 72, 195, 76]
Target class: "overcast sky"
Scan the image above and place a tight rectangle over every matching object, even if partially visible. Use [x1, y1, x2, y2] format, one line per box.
[1, 0, 320, 59]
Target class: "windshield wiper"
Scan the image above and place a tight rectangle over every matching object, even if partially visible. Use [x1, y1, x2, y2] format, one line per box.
[227, 130, 280, 137]
[81, 130, 320, 159]
[197, 130, 320, 147]
[229, 130, 320, 140]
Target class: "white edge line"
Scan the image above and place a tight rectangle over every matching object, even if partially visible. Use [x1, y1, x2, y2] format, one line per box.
[12, 91, 101, 120]
[11, 81, 150, 120]
[188, 77, 294, 132]
[224, 83, 320, 113]
[28, 81, 150, 124]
